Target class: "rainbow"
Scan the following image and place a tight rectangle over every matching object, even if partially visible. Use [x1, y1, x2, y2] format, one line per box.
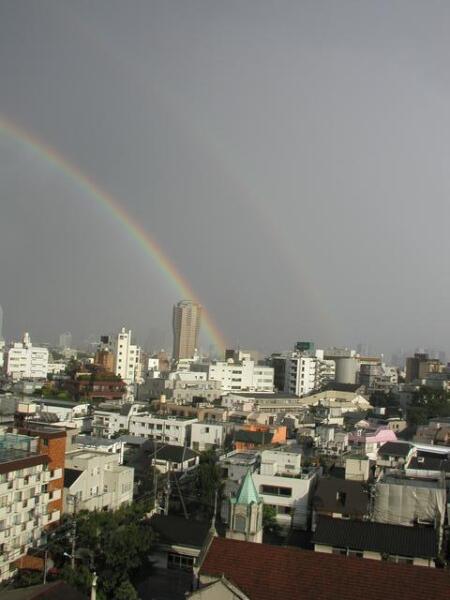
[0, 115, 227, 352]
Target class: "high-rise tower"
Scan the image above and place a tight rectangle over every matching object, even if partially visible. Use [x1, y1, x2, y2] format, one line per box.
[172, 300, 202, 361]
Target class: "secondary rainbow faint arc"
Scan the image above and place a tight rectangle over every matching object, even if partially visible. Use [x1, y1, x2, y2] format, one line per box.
[0, 116, 227, 351]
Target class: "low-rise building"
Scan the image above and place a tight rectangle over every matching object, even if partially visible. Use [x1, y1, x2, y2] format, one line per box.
[252, 447, 318, 530]
[349, 426, 398, 460]
[129, 414, 197, 446]
[190, 422, 225, 451]
[63, 449, 134, 513]
[74, 435, 125, 464]
[92, 403, 145, 437]
[312, 477, 370, 527]
[151, 444, 199, 474]
[313, 516, 438, 567]
[149, 514, 211, 573]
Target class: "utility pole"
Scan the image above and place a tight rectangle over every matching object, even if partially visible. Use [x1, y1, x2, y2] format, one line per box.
[164, 462, 171, 516]
[71, 495, 78, 569]
[43, 549, 48, 584]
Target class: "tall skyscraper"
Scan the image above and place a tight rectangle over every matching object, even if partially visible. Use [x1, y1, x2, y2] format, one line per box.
[172, 300, 202, 361]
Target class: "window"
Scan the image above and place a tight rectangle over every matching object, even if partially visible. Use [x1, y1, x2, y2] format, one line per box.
[234, 515, 247, 532]
[260, 485, 292, 498]
[167, 552, 194, 572]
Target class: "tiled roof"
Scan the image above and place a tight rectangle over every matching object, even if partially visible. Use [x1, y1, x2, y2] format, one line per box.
[150, 514, 210, 548]
[200, 537, 450, 600]
[312, 516, 438, 559]
[313, 477, 370, 516]
[154, 445, 198, 463]
[378, 441, 413, 457]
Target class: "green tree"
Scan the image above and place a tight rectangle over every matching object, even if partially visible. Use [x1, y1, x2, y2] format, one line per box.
[193, 450, 222, 514]
[114, 579, 140, 600]
[58, 502, 153, 599]
[262, 504, 279, 533]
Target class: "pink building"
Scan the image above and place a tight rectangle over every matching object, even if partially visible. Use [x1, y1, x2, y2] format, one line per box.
[349, 426, 397, 459]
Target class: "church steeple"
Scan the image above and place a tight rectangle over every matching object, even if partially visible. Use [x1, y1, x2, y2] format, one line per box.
[226, 470, 263, 544]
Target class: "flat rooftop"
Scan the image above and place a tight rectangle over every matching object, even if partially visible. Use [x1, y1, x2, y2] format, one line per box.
[221, 452, 258, 465]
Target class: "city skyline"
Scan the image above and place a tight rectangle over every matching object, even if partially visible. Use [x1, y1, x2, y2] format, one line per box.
[2, 2, 450, 356]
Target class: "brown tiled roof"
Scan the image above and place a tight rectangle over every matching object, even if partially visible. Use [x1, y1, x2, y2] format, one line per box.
[200, 537, 450, 600]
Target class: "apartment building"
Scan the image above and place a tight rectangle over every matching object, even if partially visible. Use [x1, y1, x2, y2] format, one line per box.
[64, 449, 133, 513]
[0, 433, 62, 582]
[7, 333, 49, 381]
[194, 352, 274, 393]
[129, 414, 197, 446]
[114, 328, 142, 385]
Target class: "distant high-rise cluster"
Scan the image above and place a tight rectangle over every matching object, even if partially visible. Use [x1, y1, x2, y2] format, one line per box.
[172, 300, 202, 361]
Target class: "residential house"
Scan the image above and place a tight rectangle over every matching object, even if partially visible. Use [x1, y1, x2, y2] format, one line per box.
[151, 445, 199, 474]
[349, 426, 398, 460]
[312, 477, 370, 527]
[313, 516, 438, 567]
[190, 422, 225, 452]
[376, 441, 416, 472]
[92, 403, 145, 438]
[233, 424, 286, 451]
[150, 514, 211, 573]
[252, 447, 318, 530]
[63, 449, 133, 513]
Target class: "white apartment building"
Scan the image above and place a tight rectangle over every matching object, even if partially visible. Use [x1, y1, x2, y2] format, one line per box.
[92, 403, 145, 438]
[0, 433, 61, 582]
[190, 422, 225, 452]
[129, 414, 197, 446]
[64, 450, 134, 513]
[284, 350, 334, 397]
[196, 352, 274, 393]
[252, 448, 319, 531]
[7, 333, 49, 381]
[114, 328, 142, 385]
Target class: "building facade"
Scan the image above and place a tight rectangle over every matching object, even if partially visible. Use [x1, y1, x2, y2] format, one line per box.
[172, 300, 202, 362]
[0, 433, 62, 582]
[7, 333, 49, 381]
[114, 328, 142, 385]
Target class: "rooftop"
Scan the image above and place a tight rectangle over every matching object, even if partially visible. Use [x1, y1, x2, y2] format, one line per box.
[378, 441, 414, 457]
[313, 477, 370, 515]
[149, 514, 210, 549]
[200, 537, 450, 600]
[312, 516, 438, 559]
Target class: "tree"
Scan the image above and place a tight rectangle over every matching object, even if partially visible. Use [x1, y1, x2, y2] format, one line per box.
[57, 502, 153, 599]
[114, 579, 140, 600]
[262, 505, 280, 534]
[193, 450, 222, 515]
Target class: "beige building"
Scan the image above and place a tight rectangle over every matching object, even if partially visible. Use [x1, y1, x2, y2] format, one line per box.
[172, 300, 202, 361]
[63, 449, 133, 513]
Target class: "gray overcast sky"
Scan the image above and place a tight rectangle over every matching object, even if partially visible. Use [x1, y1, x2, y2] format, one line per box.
[1, 1, 450, 356]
